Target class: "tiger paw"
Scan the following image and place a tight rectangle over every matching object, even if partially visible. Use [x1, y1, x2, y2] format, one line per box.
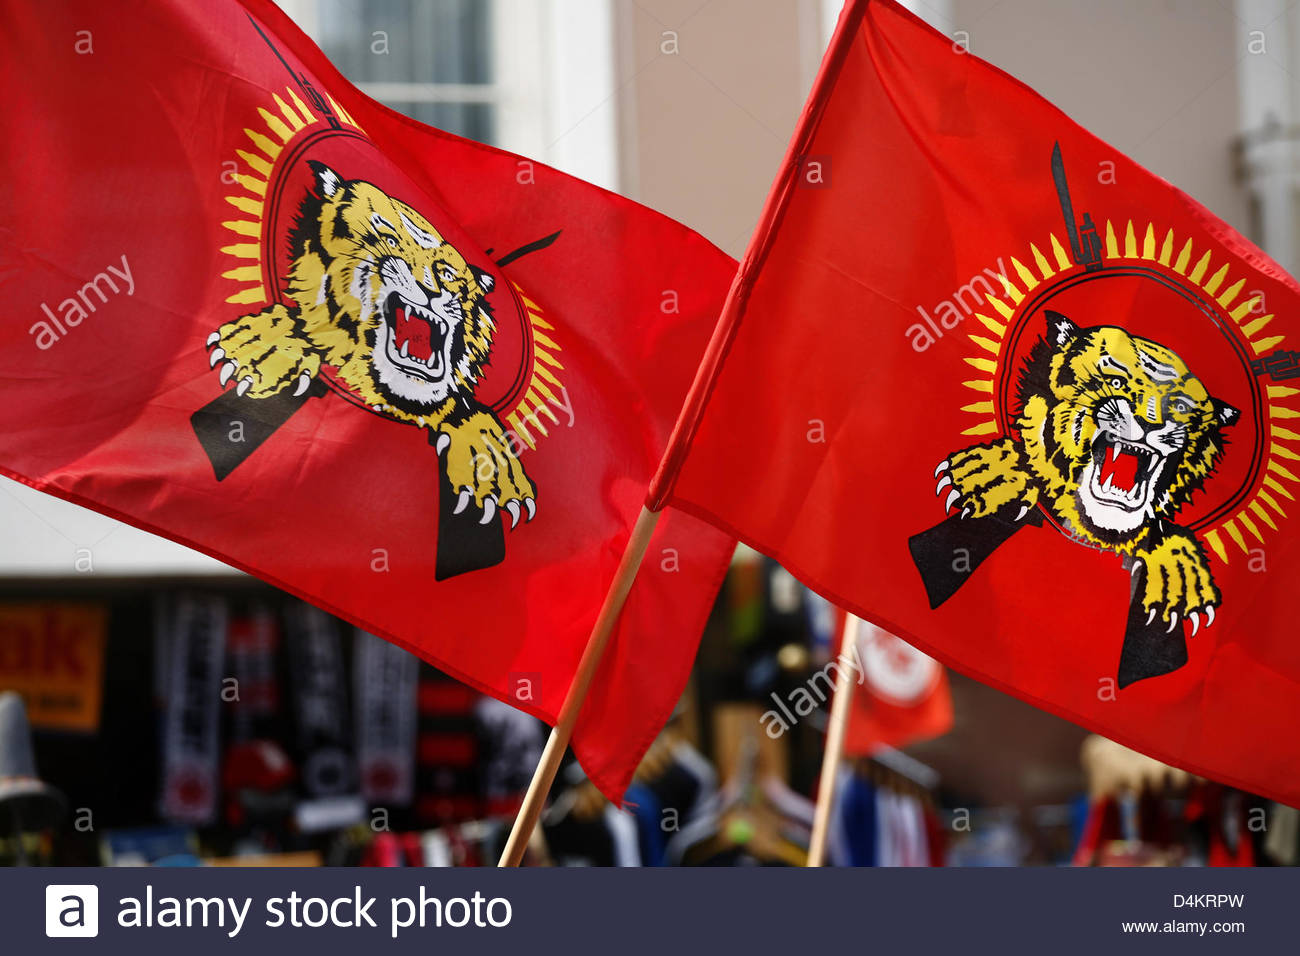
[934, 441, 1037, 521]
[206, 305, 321, 399]
[437, 411, 536, 528]
[1133, 532, 1219, 635]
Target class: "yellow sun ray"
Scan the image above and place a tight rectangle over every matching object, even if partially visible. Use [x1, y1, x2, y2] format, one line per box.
[996, 274, 1023, 305]
[1264, 475, 1295, 500]
[222, 220, 261, 238]
[1243, 314, 1274, 337]
[1237, 510, 1264, 544]
[968, 334, 1000, 355]
[1030, 243, 1054, 280]
[1050, 234, 1073, 271]
[1204, 529, 1228, 564]
[1217, 278, 1245, 310]
[285, 87, 317, 126]
[1259, 486, 1289, 514]
[1251, 500, 1278, 531]
[221, 266, 262, 282]
[1203, 263, 1229, 296]
[962, 421, 1000, 437]
[243, 127, 281, 161]
[1223, 519, 1248, 555]
[1142, 223, 1156, 259]
[1272, 442, 1300, 462]
[985, 295, 1015, 321]
[1253, 336, 1286, 354]
[1105, 220, 1119, 259]
[1188, 250, 1211, 283]
[973, 313, 1006, 338]
[964, 357, 998, 374]
[224, 195, 262, 216]
[257, 107, 293, 143]
[1124, 220, 1138, 258]
[1011, 257, 1039, 291]
[1173, 237, 1193, 274]
[1158, 229, 1174, 266]
[236, 149, 274, 178]
[963, 379, 993, 394]
[224, 286, 266, 305]
[1229, 296, 1260, 322]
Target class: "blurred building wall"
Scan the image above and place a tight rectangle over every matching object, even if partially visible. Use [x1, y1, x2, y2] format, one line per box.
[615, 0, 1251, 259]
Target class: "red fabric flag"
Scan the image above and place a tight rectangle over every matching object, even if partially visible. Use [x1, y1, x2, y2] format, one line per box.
[843, 616, 952, 756]
[0, 0, 736, 801]
[653, 0, 1300, 804]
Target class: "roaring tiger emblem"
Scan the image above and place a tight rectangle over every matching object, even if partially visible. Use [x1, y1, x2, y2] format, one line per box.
[932, 311, 1238, 633]
[205, 161, 535, 528]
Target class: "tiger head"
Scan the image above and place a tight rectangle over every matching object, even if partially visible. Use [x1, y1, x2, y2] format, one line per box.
[285, 161, 495, 419]
[1016, 312, 1239, 546]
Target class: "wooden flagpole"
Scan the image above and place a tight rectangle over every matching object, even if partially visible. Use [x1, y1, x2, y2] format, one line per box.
[498, 0, 868, 868]
[498, 506, 662, 866]
[807, 612, 860, 867]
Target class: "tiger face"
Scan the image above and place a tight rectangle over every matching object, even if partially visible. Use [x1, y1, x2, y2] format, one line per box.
[287, 161, 495, 419]
[1018, 312, 1239, 544]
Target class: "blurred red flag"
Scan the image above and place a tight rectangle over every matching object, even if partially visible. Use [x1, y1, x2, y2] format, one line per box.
[844, 617, 952, 756]
[0, 0, 736, 801]
[653, 0, 1300, 804]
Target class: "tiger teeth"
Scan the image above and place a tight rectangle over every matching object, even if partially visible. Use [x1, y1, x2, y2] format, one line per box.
[400, 340, 410, 358]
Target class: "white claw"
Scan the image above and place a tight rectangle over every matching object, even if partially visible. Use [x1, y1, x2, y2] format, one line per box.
[1205, 605, 1215, 628]
[207, 331, 220, 347]
[1015, 504, 1030, 521]
[960, 507, 971, 519]
[505, 500, 521, 529]
[935, 475, 952, 496]
[453, 489, 471, 515]
[1146, 608, 1157, 626]
[293, 373, 311, 397]
[237, 376, 253, 397]
[209, 348, 225, 368]
[480, 497, 497, 525]
[944, 489, 960, 512]
[435, 433, 450, 457]
[934, 460, 949, 479]
[1130, 559, 1143, 579]
[524, 498, 536, 521]
[220, 362, 237, 387]
[1189, 611, 1200, 637]
[1166, 613, 1179, 634]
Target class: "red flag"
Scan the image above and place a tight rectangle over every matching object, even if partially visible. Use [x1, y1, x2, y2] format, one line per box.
[653, 0, 1300, 804]
[844, 617, 951, 756]
[0, 0, 736, 801]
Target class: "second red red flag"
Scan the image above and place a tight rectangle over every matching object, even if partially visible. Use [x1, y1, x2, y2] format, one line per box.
[654, 0, 1300, 805]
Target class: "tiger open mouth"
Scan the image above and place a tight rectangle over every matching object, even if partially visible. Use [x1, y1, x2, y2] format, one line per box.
[1086, 434, 1164, 511]
[383, 291, 449, 381]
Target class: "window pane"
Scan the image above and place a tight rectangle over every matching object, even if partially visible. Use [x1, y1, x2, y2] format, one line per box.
[314, 0, 494, 141]
[385, 102, 494, 144]
[316, 0, 491, 85]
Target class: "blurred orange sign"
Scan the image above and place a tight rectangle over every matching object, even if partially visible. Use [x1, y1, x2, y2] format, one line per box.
[0, 603, 107, 731]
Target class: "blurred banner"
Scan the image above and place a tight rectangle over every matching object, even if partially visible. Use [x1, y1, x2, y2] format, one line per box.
[0, 603, 107, 732]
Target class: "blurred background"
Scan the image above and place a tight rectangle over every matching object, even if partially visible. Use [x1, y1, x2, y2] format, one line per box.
[1, 0, 1295, 866]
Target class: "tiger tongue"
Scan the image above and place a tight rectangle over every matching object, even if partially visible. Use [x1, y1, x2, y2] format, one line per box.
[394, 305, 434, 362]
[1099, 444, 1140, 492]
